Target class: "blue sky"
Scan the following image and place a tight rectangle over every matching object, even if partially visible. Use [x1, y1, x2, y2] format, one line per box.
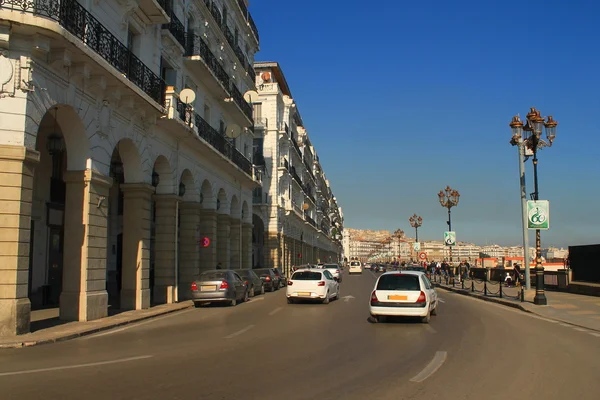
[250, 0, 600, 248]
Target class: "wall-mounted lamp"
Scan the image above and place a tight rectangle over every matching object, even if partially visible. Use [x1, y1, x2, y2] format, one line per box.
[97, 196, 106, 208]
[152, 171, 160, 187]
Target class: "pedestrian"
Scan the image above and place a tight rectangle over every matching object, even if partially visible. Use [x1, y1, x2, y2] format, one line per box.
[216, 262, 222, 270]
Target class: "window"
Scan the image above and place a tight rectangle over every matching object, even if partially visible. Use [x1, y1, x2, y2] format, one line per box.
[219, 120, 225, 135]
[253, 103, 262, 120]
[235, 26, 239, 46]
[200, 271, 226, 280]
[376, 274, 420, 291]
[203, 104, 210, 123]
[291, 271, 322, 281]
[323, 270, 333, 280]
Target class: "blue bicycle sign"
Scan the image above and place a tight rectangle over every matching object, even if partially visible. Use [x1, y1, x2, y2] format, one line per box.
[527, 200, 550, 230]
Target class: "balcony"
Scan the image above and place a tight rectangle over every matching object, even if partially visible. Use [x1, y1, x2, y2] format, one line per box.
[253, 117, 268, 130]
[139, 0, 171, 24]
[0, 0, 165, 105]
[162, 11, 186, 49]
[278, 158, 289, 172]
[291, 136, 301, 155]
[236, 0, 260, 43]
[290, 166, 302, 186]
[304, 212, 317, 228]
[185, 34, 253, 125]
[202, 0, 256, 82]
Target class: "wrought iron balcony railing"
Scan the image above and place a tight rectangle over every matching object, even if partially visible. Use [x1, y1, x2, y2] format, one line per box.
[230, 84, 253, 122]
[193, 112, 252, 176]
[185, 33, 230, 93]
[236, 0, 259, 42]
[304, 213, 317, 228]
[290, 166, 302, 186]
[0, 0, 164, 104]
[291, 136, 301, 155]
[162, 11, 186, 48]
[203, 0, 256, 82]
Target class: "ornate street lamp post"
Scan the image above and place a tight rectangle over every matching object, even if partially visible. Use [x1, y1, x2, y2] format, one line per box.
[409, 214, 422, 243]
[509, 107, 557, 305]
[438, 186, 460, 263]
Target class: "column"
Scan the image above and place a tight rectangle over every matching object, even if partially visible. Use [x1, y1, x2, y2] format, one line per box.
[229, 218, 241, 269]
[120, 183, 153, 310]
[265, 233, 280, 269]
[241, 222, 252, 270]
[0, 145, 38, 336]
[179, 202, 201, 300]
[60, 170, 111, 321]
[153, 194, 178, 304]
[216, 213, 230, 269]
[198, 209, 217, 271]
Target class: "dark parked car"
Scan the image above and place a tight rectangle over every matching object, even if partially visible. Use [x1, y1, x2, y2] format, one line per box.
[191, 270, 248, 306]
[253, 268, 279, 291]
[237, 269, 265, 297]
[272, 268, 287, 287]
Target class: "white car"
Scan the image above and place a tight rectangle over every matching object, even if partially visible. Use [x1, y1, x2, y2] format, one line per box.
[369, 270, 438, 323]
[322, 263, 342, 283]
[286, 269, 340, 304]
[348, 261, 362, 275]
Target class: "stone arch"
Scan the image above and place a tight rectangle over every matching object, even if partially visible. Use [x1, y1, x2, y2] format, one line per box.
[216, 188, 228, 214]
[152, 155, 174, 194]
[34, 104, 90, 171]
[230, 195, 240, 219]
[111, 138, 144, 183]
[252, 213, 266, 269]
[179, 169, 197, 202]
[200, 179, 214, 208]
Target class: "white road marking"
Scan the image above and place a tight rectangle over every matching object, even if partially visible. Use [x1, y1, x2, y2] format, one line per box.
[438, 298, 445, 303]
[268, 307, 282, 316]
[225, 324, 255, 339]
[0, 355, 153, 377]
[573, 327, 587, 332]
[410, 351, 447, 383]
[249, 297, 265, 302]
[589, 332, 600, 337]
[82, 309, 195, 339]
[342, 295, 355, 302]
[425, 325, 437, 334]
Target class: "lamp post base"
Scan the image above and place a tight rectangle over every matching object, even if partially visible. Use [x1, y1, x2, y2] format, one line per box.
[533, 266, 547, 305]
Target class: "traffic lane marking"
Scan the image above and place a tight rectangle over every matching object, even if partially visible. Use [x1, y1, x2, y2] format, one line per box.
[268, 307, 282, 316]
[224, 325, 255, 339]
[0, 355, 153, 377]
[409, 351, 447, 383]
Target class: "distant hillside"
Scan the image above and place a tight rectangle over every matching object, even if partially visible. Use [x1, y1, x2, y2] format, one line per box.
[347, 228, 391, 242]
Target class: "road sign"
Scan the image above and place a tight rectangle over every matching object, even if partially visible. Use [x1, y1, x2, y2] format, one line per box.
[413, 242, 421, 252]
[201, 237, 210, 247]
[444, 231, 456, 246]
[418, 252, 427, 261]
[527, 200, 550, 230]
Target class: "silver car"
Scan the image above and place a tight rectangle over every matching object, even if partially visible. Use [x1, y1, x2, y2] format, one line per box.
[191, 270, 248, 306]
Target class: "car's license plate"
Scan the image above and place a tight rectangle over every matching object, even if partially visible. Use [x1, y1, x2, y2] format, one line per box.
[388, 295, 407, 300]
[297, 292, 311, 296]
[201, 285, 216, 292]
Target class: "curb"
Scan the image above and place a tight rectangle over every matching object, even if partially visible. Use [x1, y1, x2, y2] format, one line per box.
[0, 301, 195, 349]
[436, 284, 600, 333]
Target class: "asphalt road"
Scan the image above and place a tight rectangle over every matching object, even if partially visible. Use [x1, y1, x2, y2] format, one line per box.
[1, 269, 599, 400]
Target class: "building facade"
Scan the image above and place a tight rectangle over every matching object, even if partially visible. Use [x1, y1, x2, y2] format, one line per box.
[0, 0, 260, 336]
[251, 62, 343, 275]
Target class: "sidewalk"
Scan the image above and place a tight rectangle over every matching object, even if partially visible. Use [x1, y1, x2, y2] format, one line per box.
[0, 301, 195, 349]
[436, 279, 600, 332]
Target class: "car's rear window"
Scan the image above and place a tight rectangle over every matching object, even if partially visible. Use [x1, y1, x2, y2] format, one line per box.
[254, 269, 271, 275]
[377, 274, 420, 291]
[350, 262, 361, 266]
[200, 271, 226, 280]
[292, 271, 322, 280]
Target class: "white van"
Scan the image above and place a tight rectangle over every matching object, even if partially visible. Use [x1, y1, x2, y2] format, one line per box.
[348, 261, 363, 275]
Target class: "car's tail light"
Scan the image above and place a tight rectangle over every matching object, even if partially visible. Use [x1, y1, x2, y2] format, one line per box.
[191, 282, 198, 291]
[416, 291, 427, 303]
[317, 281, 325, 286]
[287, 281, 293, 286]
[370, 291, 378, 304]
[220, 280, 229, 289]
[265, 276, 271, 282]
[336, 270, 340, 274]
[244, 280, 248, 286]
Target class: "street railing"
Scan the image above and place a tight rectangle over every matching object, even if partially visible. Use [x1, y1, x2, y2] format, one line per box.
[431, 274, 525, 302]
